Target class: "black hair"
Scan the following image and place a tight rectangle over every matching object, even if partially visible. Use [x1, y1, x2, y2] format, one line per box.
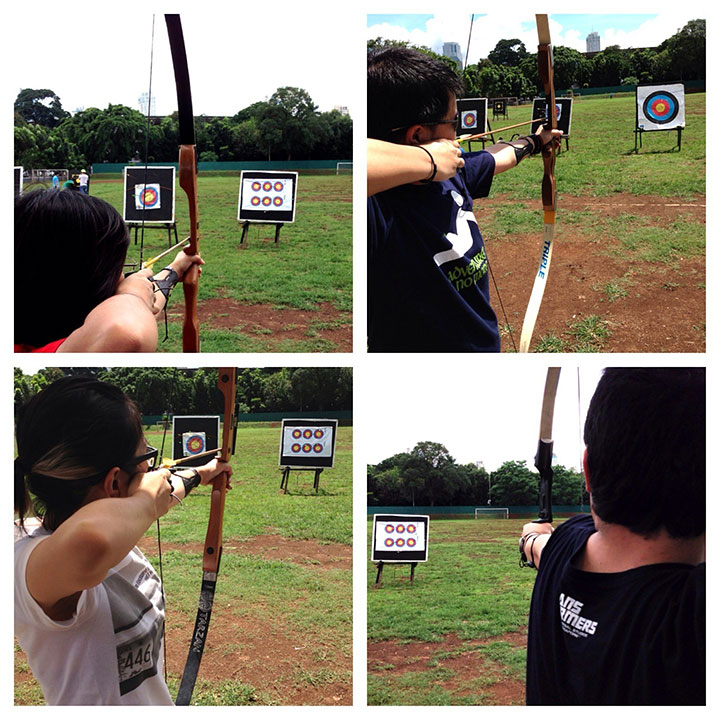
[367, 46, 464, 142]
[14, 189, 130, 347]
[15, 377, 143, 532]
[583, 367, 705, 538]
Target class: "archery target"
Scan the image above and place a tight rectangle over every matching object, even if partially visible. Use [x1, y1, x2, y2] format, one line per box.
[182, 432, 207, 456]
[456, 98, 487, 138]
[134, 183, 161, 210]
[241, 177, 293, 212]
[279, 419, 338, 468]
[637, 84, 685, 130]
[123, 166, 176, 223]
[371, 514, 430, 562]
[461, 110, 478, 130]
[171, 415, 220, 468]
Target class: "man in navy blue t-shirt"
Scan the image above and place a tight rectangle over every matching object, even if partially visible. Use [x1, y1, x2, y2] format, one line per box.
[519, 368, 705, 704]
[367, 46, 561, 352]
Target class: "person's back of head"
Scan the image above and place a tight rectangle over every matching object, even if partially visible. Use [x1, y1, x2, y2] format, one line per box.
[583, 367, 705, 539]
[367, 46, 464, 142]
[14, 189, 129, 346]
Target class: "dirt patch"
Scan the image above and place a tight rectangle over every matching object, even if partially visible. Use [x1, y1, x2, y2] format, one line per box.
[478, 193, 705, 352]
[368, 631, 527, 705]
[189, 299, 352, 352]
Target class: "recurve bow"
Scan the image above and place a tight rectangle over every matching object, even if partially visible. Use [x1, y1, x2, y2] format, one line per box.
[518, 14, 558, 353]
[176, 367, 238, 704]
[520, 366, 560, 567]
[165, 14, 201, 352]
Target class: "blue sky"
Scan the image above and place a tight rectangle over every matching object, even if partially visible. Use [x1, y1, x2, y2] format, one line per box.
[367, 13, 703, 64]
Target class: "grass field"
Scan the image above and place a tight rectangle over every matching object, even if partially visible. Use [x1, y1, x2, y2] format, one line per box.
[90, 173, 352, 352]
[367, 517, 543, 706]
[470, 91, 705, 352]
[15, 423, 353, 706]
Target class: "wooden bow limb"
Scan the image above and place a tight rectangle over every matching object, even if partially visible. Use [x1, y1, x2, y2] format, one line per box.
[166, 14, 201, 353]
[518, 14, 558, 353]
[176, 367, 237, 705]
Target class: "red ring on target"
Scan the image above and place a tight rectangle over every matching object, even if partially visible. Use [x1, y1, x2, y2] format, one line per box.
[273, 197, 283, 206]
[385, 524, 394, 533]
[140, 187, 159, 207]
[262, 196, 272, 206]
[314, 429, 324, 438]
[407, 524, 416, 533]
[186, 434, 204, 453]
[303, 429, 312, 438]
[313, 444, 323, 453]
[396, 538, 405, 547]
[407, 538, 416, 547]
[302, 444, 312, 453]
[251, 196, 261, 206]
[292, 429, 302, 438]
[274, 181, 284, 191]
[263, 181, 272, 191]
[385, 538, 394, 547]
[252, 181, 262, 191]
[291, 443, 301, 453]
[396, 524, 405, 533]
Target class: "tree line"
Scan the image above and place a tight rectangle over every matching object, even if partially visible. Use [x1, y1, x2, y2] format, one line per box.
[14, 86, 352, 170]
[14, 367, 353, 418]
[368, 441, 588, 508]
[368, 18, 705, 100]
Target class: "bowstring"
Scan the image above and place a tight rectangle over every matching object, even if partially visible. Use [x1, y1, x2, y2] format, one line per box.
[139, 15, 156, 268]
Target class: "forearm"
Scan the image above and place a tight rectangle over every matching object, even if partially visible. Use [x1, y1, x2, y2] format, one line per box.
[367, 139, 437, 195]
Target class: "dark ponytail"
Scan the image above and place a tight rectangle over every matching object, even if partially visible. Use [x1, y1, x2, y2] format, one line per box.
[15, 377, 143, 532]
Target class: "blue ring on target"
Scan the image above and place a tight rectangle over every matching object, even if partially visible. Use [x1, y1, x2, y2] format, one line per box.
[643, 91, 679, 124]
[186, 434, 205, 453]
[139, 187, 160, 208]
[461, 112, 477, 129]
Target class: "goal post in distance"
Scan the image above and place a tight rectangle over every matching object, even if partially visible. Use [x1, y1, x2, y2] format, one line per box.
[474, 507, 509, 519]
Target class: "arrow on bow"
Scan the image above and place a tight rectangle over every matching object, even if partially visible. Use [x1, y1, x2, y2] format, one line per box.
[520, 367, 560, 567]
[165, 14, 201, 353]
[518, 14, 558, 353]
[176, 367, 238, 704]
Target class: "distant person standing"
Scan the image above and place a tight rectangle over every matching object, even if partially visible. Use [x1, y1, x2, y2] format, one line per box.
[78, 169, 89, 194]
[52, 173, 59, 190]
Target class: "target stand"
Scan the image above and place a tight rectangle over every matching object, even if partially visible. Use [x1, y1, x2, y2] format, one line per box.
[279, 466, 323, 494]
[239, 220, 283, 248]
[127, 222, 179, 250]
[634, 83, 685, 153]
[374, 561, 418, 587]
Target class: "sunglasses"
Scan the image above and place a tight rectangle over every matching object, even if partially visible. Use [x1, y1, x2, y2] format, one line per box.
[122, 445, 159, 472]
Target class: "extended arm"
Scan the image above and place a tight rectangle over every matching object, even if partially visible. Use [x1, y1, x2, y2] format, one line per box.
[367, 138, 465, 195]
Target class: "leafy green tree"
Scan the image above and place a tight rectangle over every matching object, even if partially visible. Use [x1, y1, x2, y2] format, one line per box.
[488, 39, 528, 66]
[657, 19, 705, 81]
[59, 104, 147, 164]
[14, 89, 70, 127]
[591, 46, 632, 87]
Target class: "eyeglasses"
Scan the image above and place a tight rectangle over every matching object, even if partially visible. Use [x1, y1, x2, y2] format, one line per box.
[391, 114, 459, 133]
[122, 445, 158, 471]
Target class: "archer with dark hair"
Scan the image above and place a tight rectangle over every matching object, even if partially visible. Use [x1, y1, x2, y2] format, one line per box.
[14, 190, 203, 352]
[14, 376, 232, 704]
[519, 367, 705, 705]
[367, 46, 561, 352]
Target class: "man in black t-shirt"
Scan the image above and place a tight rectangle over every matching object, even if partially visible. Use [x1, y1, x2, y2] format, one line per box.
[520, 368, 705, 705]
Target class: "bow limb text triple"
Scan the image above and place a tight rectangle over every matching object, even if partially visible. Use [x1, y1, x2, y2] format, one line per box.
[518, 14, 558, 353]
[176, 368, 238, 704]
[165, 14, 201, 353]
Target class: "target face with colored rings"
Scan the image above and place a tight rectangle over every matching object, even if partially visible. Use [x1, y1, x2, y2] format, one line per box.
[292, 429, 302, 438]
[643, 91, 679, 124]
[313, 444, 323, 453]
[396, 538, 405, 547]
[262, 196, 272, 206]
[407, 524, 416, 533]
[252, 181, 262, 191]
[385, 538, 394, 547]
[291, 443, 301, 453]
[263, 181, 273, 191]
[385, 524, 394, 533]
[303, 429, 313, 438]
[251, 196, 261, 206]
[302, 444, 312, 453]
[407, 538, 416, 547]
[314, 429, 324, 438]
[274, 181, 284, 191]
[186, 434, 204, 453]
[461, 111, 477, 129]
[395, 524, 405, 533]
